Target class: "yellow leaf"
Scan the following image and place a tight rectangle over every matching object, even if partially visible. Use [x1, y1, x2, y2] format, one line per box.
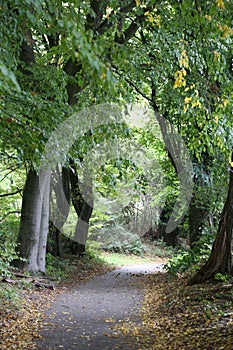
[184, 96, 192, 104]
[216, 0, 225, 10]
[147, 14, 154, 23]
[213, 50, 220, 61]
[101, 72, 107, 80]
[191, 100, 201, 108]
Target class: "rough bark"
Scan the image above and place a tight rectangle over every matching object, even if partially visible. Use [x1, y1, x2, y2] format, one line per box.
[188, 152, 233, 284]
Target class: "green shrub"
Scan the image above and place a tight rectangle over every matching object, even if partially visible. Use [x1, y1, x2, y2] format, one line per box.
[45, 253, 75, 280]
[0, 284, 20, 309]
[0, 223, 20, 276]
[165, 228, 213, 274]
[100, 224, 145, 255]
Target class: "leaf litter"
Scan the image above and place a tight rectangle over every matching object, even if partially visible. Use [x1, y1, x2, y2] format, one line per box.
[1, 259, 232, 349]
[110, 272, 233, 349]
[0, 258, 113, 349]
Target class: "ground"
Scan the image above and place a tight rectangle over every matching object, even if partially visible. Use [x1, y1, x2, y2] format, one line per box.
[0, 255, 232, 349]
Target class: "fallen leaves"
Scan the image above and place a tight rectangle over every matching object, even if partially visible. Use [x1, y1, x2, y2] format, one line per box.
[0, 258, 114, 349]
[111, 272, 233, 349]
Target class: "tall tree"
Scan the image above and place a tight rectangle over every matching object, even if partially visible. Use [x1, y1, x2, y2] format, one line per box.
[189, 149, 233, 283]
[111, 0, 233, 244]
[1, 0, 155, 271]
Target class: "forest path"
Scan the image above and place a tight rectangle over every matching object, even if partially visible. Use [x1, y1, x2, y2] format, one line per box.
[36, 263, 164, 350]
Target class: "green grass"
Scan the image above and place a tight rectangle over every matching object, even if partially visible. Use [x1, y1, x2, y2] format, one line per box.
[99, 251, 159, 266]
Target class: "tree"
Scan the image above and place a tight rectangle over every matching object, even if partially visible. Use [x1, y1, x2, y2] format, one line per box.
[188, 149, 233, 283]
[1, 0, 232, 273]
[1, 0, 156, 271]
[111, 0, 233, 246]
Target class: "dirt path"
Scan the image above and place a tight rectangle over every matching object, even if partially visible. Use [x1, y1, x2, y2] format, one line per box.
[36, 263, 164, 350]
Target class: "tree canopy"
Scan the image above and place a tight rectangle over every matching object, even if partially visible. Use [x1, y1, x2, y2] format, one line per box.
[0, 0, 233, 280]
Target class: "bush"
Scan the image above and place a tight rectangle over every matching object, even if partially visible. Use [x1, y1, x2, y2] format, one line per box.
[165, 228, 213, 275]
[99, 224, 145, 255]
[0, 223, 20, 276]
[46, 253, 75, 280]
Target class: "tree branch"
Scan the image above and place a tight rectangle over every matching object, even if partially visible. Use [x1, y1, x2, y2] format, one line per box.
[112, 64, 153, 103]
[0, 189, 22, 198]
[97, 1, 136, 35]
[0, 211, 21, 223]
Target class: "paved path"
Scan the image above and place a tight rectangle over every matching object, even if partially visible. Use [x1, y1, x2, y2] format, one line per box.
[36, 263, 164, 350]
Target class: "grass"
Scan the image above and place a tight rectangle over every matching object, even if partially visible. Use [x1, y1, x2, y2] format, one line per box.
[86, 239, 172, 267]
[99, 251, 156, 266]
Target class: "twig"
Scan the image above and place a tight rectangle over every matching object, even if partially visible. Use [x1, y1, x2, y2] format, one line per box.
[0, 211, 21, 222]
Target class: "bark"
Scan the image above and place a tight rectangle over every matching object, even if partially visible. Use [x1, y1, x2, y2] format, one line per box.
[189, 198, 208, 248]
[14, 25, 51, 272]
[48, 166, 71, 257]
[15, 168, 50, 272]
[69, 160, 93, 256]
[156, 205, 179, 247]
[37, 172, 50, 271]
[188, 152, 233, 284]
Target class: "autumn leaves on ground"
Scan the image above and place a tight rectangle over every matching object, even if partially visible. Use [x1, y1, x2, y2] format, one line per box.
[0, 252, 232, 350]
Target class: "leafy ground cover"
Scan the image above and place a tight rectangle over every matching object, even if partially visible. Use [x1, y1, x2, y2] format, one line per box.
[112, 272, 233, 349]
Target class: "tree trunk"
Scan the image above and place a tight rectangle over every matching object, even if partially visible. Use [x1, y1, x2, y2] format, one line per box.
[189, 199, 209, 248]
[69, 160, 93, 256]
[48, 166, 71, 257]
[156, 205, 179, 247]
[37, 172, 50, 271]
[15, 168, 50, 272]
[188, 152, 233, 284]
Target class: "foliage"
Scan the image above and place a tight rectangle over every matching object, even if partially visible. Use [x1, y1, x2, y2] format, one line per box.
[0, 167, 25, 275]
[214, 272, 231, 282]
[45, 253, 75, 280]
[99, 224, 146, 256]
[0, 225, 21, 277]
[165, 228, 213, 274]
[0, 284, 20, 308]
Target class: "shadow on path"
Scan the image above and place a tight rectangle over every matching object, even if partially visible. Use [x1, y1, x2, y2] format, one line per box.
[36, 263, 164, 350]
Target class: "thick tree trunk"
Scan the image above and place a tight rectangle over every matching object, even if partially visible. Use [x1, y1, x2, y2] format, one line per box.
[154, 204, 179, 247]
[189, 199, 209, 248]
[188, 153, 233, 284]
[15, 168, 50, 272]
[48, 166, 71, 257]
[37, 172, 50, 271]
[69, 160, 93, 256]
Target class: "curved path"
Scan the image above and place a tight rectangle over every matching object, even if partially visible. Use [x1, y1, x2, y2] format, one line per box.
[37, 263, 164, 350]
